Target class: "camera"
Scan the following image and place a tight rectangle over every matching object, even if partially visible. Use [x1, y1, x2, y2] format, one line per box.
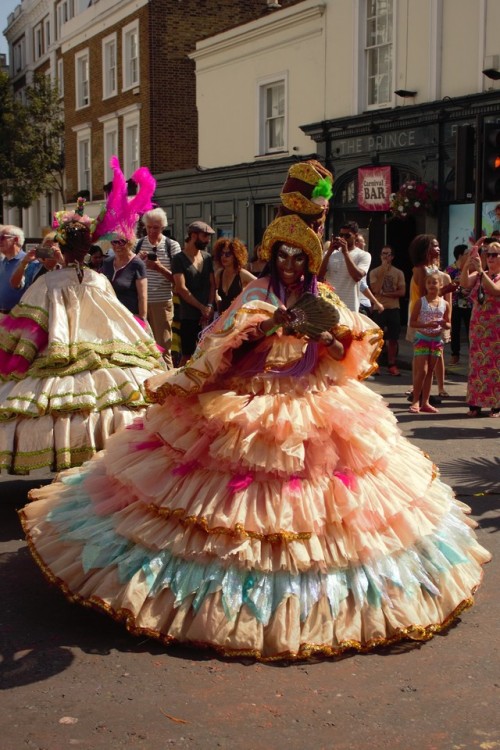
[147, 251, 158, 261]
[35, 245, 55, 259]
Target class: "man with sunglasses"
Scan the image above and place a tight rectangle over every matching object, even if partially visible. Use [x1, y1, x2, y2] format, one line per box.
[172, 220, 216, 365]
[319, 220, 371, 312]
[0, 225, 27, 317]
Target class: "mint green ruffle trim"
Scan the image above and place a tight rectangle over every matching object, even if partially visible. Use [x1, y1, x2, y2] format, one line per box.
[45, 474, 475, 627]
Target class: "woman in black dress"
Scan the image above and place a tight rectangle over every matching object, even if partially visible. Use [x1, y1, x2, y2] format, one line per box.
[214, 237, 255, 315]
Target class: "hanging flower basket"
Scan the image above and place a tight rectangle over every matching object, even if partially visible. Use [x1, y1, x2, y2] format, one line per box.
[389, 180, 438, 219]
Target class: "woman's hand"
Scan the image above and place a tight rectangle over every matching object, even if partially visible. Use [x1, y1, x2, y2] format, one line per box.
[468, 256, 482, 273]
[271, 306, 294, 328]
[316, 330, 344, 360]
[315, 331, 335, 346]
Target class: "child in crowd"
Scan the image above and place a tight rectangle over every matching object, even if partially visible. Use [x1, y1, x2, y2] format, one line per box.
[409, 270, 450, 414]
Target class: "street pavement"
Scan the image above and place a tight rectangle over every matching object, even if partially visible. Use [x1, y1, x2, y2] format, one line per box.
[0, 346, 498, 750]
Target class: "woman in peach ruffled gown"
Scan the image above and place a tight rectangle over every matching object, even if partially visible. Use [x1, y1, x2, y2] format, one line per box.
[20, 210, 490, 661]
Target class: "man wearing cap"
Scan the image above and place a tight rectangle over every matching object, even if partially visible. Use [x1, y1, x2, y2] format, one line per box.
[172, 220, 216, 365]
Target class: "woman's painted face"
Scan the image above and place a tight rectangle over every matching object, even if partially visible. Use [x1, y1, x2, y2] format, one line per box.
[276, 244, 307, 286]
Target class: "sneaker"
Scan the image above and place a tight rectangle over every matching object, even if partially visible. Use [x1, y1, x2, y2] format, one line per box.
[388, 365, 401, 376]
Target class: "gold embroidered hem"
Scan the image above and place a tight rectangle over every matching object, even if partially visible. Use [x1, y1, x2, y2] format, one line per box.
[18, 514, 482, 662]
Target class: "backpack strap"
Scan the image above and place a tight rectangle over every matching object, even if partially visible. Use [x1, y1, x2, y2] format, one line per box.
[135, 235, 172, 259]
[164, 236, 172, 260]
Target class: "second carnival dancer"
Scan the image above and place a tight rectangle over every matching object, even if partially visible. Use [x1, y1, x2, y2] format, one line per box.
[21, 161, 490, 660]
[0, 158, 165, 474]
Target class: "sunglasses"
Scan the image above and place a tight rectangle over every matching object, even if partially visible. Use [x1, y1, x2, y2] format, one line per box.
[486, 252, 499, 258]
[111, 239, 127, 246]
[220, 250, 234, 257]
[0, 234, 15, 239]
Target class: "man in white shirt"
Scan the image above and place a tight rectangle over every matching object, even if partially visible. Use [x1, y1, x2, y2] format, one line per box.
[136, 207, 181, 368]
[318, 220, 371, 311]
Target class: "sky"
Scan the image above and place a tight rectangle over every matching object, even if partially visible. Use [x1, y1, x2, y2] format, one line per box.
[0, 0, 20, 58]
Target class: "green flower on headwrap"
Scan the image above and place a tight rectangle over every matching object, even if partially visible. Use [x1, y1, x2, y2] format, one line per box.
[312, 177, 333, 202]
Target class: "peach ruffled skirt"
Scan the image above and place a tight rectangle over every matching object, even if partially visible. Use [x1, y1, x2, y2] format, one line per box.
[21, 366, 491, 660]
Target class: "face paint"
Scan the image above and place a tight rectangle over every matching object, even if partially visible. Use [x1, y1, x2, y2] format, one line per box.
[276, 245, 307, 286]
[278, 244, 306, 258]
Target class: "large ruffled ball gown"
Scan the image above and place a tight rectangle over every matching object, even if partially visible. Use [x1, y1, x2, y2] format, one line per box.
[0, 267, 165, 474]
[20, 279, 490, 660]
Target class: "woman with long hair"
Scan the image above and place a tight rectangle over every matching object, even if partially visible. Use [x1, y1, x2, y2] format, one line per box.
[460, 239, 500, 417]
[213, 237, 255, 315]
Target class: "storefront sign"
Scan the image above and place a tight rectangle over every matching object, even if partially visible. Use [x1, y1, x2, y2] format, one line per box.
[358, 166, 391, 211]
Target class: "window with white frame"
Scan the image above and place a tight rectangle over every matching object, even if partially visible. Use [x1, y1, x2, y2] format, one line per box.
[34, 23, 43, 60]
[102, 34, 117, 99]
[57, 58, 64, 97]
[103, 119, 119, 182]
[122, 21, 139, 90]
[44, 16, 51, 49]
[258, 75, 287, 154]
[13, 37, 25, 74]
[75, 49, 89, 108]
[123, 112, 140, 176]
[365, 0, 393, 108]
[56, 0, 75, 39]
[76, 129, 91, 195]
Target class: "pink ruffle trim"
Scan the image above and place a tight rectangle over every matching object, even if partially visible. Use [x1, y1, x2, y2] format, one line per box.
[0, 315, 48, 377]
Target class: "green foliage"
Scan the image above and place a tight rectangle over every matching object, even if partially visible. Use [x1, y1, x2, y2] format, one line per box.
[0, 72, 65, 209]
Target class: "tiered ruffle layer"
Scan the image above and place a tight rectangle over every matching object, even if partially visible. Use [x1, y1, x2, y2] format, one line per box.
[0, 268, 164, 473]
[21, 280, 491, 659]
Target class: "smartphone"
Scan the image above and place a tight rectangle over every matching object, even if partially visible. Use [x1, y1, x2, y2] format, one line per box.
[35, 245, 55, 259]
[147, 251, 158, 261]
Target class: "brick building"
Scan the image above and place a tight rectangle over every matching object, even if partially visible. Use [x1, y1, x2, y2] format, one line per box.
[3, 0, 301, 237]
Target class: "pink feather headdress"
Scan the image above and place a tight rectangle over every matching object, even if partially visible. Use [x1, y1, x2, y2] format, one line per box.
[92, 156, 156, 242]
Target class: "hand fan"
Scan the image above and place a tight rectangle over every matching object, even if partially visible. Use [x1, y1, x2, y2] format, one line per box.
[285, 292, 340, 337]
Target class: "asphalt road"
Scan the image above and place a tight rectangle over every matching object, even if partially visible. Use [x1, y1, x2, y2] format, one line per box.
[0, 366, 498, 750]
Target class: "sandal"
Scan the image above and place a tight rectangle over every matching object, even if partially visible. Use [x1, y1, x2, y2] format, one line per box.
[421, 404, 439, 413]
[489, 409, 500, 418]
[466, 407, 482, 417]
[438, 390, 450, 397]
[408, 404, 420, 414]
